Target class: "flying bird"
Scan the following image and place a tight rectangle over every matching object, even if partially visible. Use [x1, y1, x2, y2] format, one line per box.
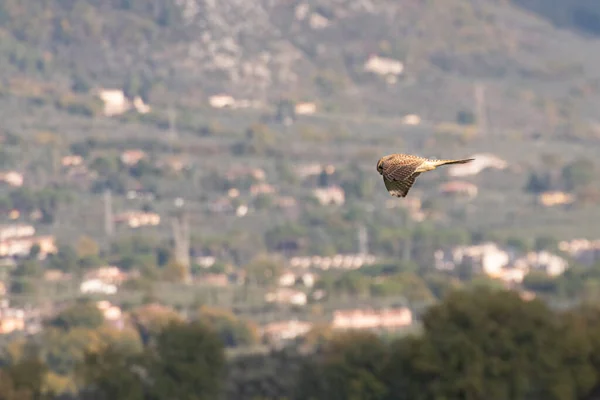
[376, 154, 475, 198]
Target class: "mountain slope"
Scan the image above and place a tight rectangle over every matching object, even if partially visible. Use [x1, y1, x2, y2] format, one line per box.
[1, 0, 600, 130]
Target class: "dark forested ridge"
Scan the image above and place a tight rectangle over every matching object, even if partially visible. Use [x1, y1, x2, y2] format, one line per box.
[4, 289, 600, 399]
[2, 0, 600, 121]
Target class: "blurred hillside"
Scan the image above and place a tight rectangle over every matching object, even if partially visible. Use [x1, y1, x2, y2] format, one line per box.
[2, 0, 600, 124]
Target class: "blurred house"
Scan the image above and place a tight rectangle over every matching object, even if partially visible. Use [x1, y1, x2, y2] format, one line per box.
[537, 191, 575, 207]
[295, 163, 335, 180]
[195, 256, 216, 268]
[97, 89, 150, 116]
[265, 288, 307, 306]
[295, 102, 317, 115]
[289, 253, 377, 270]
[436, 242, 570, 282]
[96, 300, 124, 329]
[513, 251, 569, 277]
[364, 55, 404, 77]
[61, 155, 84, 167]
[0, 307, 25, 334]
[401, 114, 421, 125]
[435, 242, 509, 277]
[0, 224, 35, 241]
[80, 279, 117, 295]
[313, 186, 345, 205]
[261, 319, 313, 344]
[0, 235, 57, 259]
[84, 266, 129, 285]
[446, 153, 507, 177]
[120, 149, 146, 166]
[0, 171, 24, 187]
[439, 180, 478, 199]
[559, 238, 600, 266]
[114, 211, 160, 228]
[332, 307, 413, 331]
[97, 89, 129, 116]
[278, 271, 297, 287]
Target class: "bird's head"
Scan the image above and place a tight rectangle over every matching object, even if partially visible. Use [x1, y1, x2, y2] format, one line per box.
[376, 158, 386, 175]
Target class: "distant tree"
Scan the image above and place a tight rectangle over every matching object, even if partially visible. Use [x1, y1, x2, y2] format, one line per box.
[264, 223, 307, 253]
[49, 301, 104, 331]
[253, 193, 274, 211]
[79, 344, 144, 400]
[275, 99, 296, 124]
[77, 236, 100, 259]
[48, 244, 79, 272]
[72, 73, 91, 94]
[562, 159, 595, 191]
[525, 172, 552, 194]
[295, 331, 388, 400]
[232, 123, 276, 156]
[506, 236, 531, 253]
[456, 109, 476, 125]
[523, 271, 559, 294]
[12, 259, 42, 279]
[383, 288, 593, 400]
[194, 306, 259, 347]
[91, 174, 127, 195]
[129, 304, 183, 345]
[162, 258, 188, 283]
[245, 254, 283, 286]
[144, 321, 225, 400]
[90, 156, 118, 176]
[423, 272, 463, 300]
[128, 159, 161, 179]
[9, 279, 37, 296]
[0, 356, 48, 400]
[70, 140, 94, 158]
[534, 235, 557, 251]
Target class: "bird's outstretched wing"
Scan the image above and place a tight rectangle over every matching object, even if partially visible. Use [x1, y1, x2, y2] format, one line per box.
[382, 158, 423, 182]
[383, 173, 420, 198]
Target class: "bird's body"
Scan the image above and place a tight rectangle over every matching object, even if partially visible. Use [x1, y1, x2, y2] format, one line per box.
[376, 154, 475, 198]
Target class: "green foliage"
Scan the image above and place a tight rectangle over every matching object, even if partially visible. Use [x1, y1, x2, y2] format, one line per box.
[49, 301, 105, 331]
[195, 306, 259, 347]
[245, 254, 283, 287]
[295, 331, 389, 400]
[561, 159, 595, 192]
[526, 171, 553, 194]
[47, 244, 79, 272]
[294, 288, 600, 400]
[0, 356, 48, 400]
[2, 187, 72, 224]
[144, 321, 226, 400]
[456, 109, 476, 125]
[79, 344, 145, 400]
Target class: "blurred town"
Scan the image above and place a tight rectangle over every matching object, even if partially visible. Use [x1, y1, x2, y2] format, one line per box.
[2, 0, 600, 399]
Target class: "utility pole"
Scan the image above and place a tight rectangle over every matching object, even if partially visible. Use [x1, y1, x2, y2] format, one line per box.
[168, 104, 178, 151]
[104, 189, 114, 237]
[358, 225, 368, 255]
[172, 212, 191, 283]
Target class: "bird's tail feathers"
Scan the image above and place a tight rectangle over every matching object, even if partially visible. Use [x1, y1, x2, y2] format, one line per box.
[430, 158, 475, 167]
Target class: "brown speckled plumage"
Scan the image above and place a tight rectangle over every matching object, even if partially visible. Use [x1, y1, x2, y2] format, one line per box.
[376, 154, 475, 198]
